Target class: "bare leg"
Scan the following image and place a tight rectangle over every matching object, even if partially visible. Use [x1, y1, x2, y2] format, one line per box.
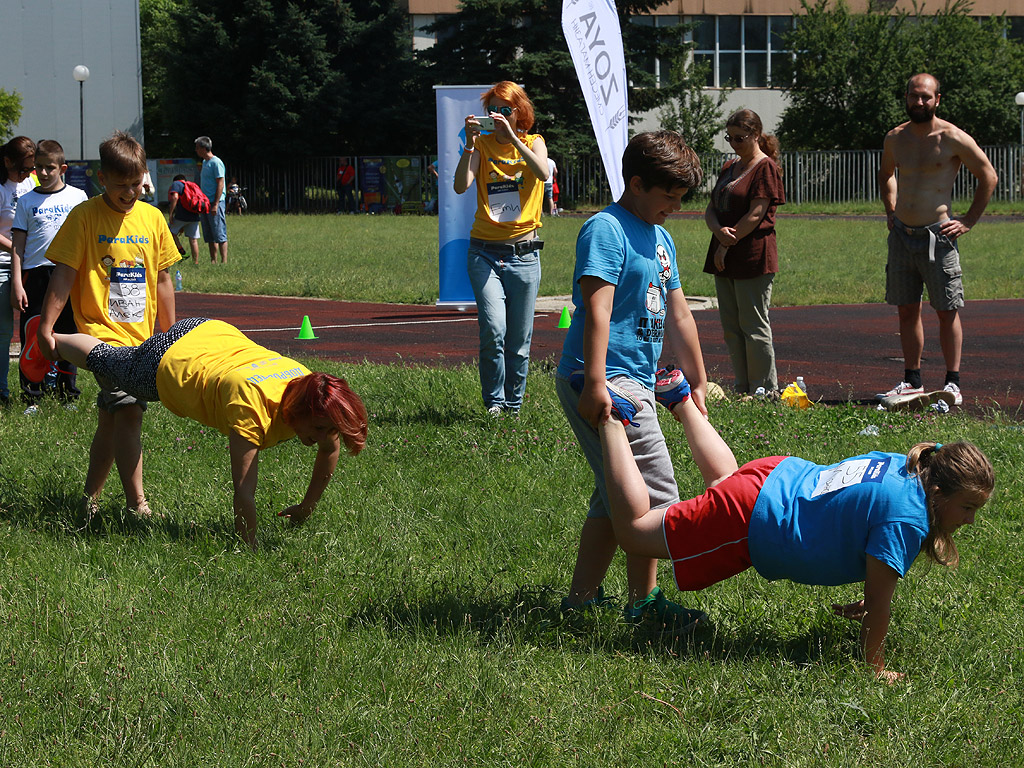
[672, 397, 739, 488]
[113, 404, 146, 508]
[208, 242, 217, 263]
[53, 333, 103, 370]
[935, 308, 962, 374]
[566, 517, 618, 605]
[624, 552, 658, 605]
[84, 410, 116, 501]
[897, 303, 925, 371]
[188, 237, 200, 265]
[218, 241, 228, 264]
[598, 419, 671, 559]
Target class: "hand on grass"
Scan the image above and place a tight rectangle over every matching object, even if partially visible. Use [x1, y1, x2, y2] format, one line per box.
[278, 504, 312, 527]
[831, 599, 866, 622]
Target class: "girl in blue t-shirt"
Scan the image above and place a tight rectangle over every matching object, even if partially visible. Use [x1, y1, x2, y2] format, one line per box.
[598, 393, 994, 682]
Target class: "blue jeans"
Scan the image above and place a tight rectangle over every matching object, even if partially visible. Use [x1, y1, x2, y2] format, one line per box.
[467, 240, 541, 411]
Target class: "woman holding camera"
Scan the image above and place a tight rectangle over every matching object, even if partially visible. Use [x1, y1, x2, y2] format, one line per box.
[704, 109, 785, 396]
[454, 80, 549, 416]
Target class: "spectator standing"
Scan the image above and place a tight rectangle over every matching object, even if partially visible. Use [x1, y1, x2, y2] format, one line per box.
[877, 73, 997, 406]
[544, 157, 559, 216]
[454, 80, 549, 415]
[703, 109, 785, 396]
[336, 157, 356, 214]
[10, 139, 88, 408]
[0, 136, 37, 407]
[195, 136, 227, 264]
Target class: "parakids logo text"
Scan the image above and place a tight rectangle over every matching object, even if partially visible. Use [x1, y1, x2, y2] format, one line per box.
[98, 234, 150, 245]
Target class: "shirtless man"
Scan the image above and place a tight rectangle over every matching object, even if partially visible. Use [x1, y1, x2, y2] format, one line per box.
[877, 73, 997, 406]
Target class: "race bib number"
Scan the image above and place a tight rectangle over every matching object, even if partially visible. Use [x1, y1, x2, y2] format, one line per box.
[108, 266, 146, 323]
[810, 457, 891, 498]
[486, 180, 522, 222]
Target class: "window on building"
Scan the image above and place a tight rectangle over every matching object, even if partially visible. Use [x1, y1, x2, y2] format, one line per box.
[690, 15, 794, 89]
[628, 15, 681, 87]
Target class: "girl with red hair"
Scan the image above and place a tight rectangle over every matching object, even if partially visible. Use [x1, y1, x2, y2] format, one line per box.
[42, 317, 367, 548]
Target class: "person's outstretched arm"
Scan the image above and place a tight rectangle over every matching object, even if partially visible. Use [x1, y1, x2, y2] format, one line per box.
[229, 432, 260, 550]
[279, 432, 341, 527]
[37, 263, 78, 360]
[833, 555, 902, 682]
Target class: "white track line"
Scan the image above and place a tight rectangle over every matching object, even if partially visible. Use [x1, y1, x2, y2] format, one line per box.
[241, 313, 545, 334]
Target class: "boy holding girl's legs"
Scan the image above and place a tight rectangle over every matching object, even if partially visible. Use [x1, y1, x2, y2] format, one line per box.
[10, 140, 89, 407]
[37, 131, 179, 516]
[556, 131, 710, 627]
[167, 174, 201, 265]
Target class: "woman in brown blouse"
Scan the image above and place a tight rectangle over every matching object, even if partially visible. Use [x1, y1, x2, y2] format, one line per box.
[704, 109, 786, 395]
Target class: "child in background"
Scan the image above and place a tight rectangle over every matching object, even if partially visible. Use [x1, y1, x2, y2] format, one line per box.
[556, 131, 710, 630]
[0, 136, 37, 407]
[10, 139, 89, 409]
[167, 174, 201, 265]
[36, 131, 179, 518]
[598, 391, 993, 680]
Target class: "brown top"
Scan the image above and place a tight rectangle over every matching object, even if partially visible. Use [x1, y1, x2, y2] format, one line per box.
[704, 156, 786, 280]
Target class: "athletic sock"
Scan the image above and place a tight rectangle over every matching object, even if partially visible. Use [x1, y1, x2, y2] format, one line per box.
[905, 369, 923, 389]
[945, 371, 960, 387]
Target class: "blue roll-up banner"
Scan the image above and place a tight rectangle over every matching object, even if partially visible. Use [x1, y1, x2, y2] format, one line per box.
[434, 84, 491, 307]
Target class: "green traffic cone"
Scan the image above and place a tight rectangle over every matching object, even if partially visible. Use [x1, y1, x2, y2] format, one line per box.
[557, 306, 571, 329]
[296, 315, 317, 340]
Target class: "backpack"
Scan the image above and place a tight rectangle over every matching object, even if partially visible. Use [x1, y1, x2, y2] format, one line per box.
[175, 181, 211, 214]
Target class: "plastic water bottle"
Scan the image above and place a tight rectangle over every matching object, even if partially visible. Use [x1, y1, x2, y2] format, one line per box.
[175, 270, 183, 291]
[796, 376, 806, 394]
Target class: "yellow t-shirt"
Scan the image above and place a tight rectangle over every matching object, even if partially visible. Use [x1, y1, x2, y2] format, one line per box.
[470, 132, 544, 241]
[155, 320, 311, 449]
[46, 196, 180, 346]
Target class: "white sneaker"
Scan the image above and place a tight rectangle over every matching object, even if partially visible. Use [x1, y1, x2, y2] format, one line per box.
[23, 404, 40, 416]
[876, 381, 924, 400]
[486, 405, 503, 417]
[942, 382, 963, 406]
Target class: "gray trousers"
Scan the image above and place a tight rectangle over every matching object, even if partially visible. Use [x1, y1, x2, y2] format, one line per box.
[714, 273, 778, 394]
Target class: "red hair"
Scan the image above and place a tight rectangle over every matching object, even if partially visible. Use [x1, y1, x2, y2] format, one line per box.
[480, 81, 535, 134]
[281, 373, 368, 455]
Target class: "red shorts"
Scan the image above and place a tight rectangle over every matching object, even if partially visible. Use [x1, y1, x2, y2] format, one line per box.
[663, 456, 787, 591]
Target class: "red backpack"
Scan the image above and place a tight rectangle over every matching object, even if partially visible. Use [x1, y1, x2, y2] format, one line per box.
[175, 181, 211, 214]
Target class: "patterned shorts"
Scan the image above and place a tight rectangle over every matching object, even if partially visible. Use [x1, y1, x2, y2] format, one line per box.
[87, 317, 209, 403]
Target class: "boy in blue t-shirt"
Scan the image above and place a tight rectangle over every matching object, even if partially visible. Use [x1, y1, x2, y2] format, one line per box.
[556, 131, 710, 629]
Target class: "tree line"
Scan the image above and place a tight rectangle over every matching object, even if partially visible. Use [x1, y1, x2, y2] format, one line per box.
[134, 0, 1024, 164]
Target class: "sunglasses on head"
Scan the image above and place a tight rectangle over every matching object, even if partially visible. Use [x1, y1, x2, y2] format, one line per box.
[488, 105, 515, 117]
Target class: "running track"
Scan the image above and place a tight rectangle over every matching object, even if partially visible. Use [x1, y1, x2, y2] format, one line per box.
[177, 293, 1023, 418]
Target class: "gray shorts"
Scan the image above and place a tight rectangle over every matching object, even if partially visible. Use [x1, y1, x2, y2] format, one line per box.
[95, 382, 148, 414]
[885, 217, 964, 310]
[556, 374, 679, 519]
[169, 218, 200, 239]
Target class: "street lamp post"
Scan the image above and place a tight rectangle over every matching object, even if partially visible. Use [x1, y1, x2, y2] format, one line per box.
[1016, 92, 1024, 146]
[73, 65, 90, 161]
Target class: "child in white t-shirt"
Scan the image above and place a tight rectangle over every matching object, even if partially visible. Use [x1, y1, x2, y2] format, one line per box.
[10, 139, 88, 406]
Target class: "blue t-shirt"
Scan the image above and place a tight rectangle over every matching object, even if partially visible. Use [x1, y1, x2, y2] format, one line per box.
[749, 452, 929, 585]
[200, 155, 226, 203]
[557, 203, 682, 389]
[168, 180, 200, 222]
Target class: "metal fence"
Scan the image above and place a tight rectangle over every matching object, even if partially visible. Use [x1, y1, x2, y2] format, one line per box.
[223, 146, 1022, 214]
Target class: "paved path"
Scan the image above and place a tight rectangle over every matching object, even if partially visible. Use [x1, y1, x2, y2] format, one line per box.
[176, 292, 1023, 417]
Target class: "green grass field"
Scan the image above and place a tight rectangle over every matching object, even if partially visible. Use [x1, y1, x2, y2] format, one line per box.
[174, 211, 1024, 306]
[2, 211, 1022, 765]
[1, 366, 1022, 766]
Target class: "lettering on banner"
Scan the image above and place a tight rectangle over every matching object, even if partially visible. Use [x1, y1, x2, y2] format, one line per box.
[572, 10, 621, 112]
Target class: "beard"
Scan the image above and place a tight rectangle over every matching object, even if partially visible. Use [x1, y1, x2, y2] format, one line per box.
[907, 103, 935, 123]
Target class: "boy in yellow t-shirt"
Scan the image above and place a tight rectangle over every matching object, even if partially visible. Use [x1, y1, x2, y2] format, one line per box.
[37, 131, 179, 519]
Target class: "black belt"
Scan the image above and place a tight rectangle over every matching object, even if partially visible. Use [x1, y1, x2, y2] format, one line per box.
[471, 238, 544, 256]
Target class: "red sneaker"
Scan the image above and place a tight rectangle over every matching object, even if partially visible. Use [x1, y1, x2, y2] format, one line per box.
[19, 315, 52, 384]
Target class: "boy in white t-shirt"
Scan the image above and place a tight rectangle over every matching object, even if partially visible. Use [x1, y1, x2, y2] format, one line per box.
[11, 139, 89, 406]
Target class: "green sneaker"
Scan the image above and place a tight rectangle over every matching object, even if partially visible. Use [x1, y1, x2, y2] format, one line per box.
[560, 585, 618, 615]
[624, 586, 707, 634]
